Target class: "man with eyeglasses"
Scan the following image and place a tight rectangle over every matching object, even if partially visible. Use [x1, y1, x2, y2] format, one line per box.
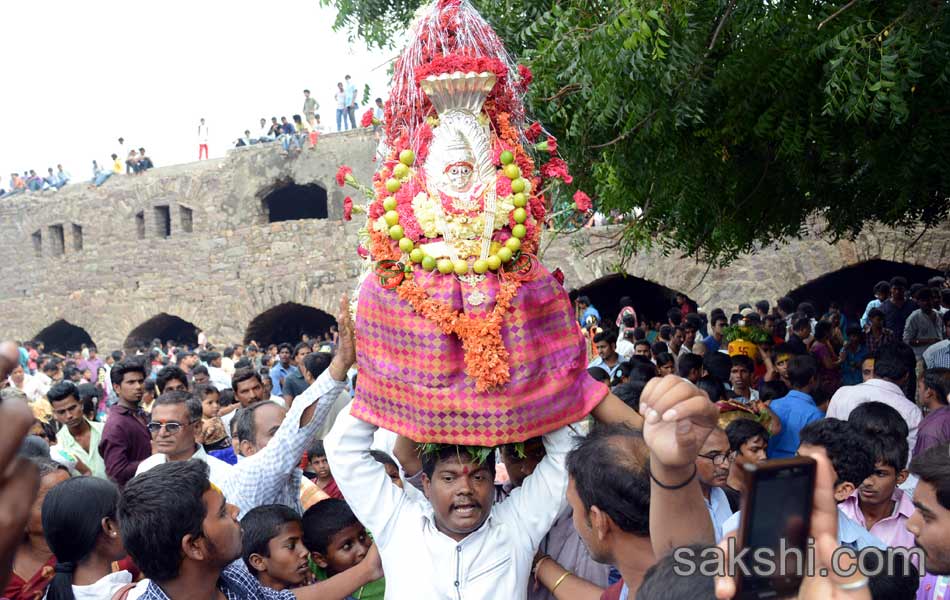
[693, 427, 734, 541]
[135, 390, 233, 488]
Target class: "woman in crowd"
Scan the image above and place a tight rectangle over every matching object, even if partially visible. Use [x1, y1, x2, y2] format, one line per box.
[43, 476, 139, 600]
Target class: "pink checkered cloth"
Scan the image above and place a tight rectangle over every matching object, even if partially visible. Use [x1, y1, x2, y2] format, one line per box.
[353, 263, 608, 446]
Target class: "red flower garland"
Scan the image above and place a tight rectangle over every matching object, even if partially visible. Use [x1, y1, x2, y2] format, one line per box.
[343, 196, 353, 221]
[573, 190, 592, 212]
[360, 109, 375, 128]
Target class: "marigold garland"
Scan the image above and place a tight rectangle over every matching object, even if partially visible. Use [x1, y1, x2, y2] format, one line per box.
[395, 275, 521, 392]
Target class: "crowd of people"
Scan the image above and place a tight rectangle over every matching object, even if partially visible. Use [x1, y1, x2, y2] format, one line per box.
[1, 274, 950, 599]
[4, 166, 71, 196]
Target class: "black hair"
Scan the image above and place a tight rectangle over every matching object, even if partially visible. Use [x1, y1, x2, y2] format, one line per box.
[47, 380, 78, 405]
[626, 356, 658, 383]
[118, 460, 210, 582]
[223, 346, 235, 359]
[915, 286, 935, 301]
[758, 380, 789, 403]
[793, 317, 812, 333]
[651, 342, 669, 356]
[309, 439, 326, 459]
[754, 300, 769, 313]
[301, 498, 360, 555]
[634, 339, 652, 350]
[868, 433, 908, 473]
[799, 419, 875, 488]
[152, 390, 202, 422]
[637, 544, 715, 600]
[592, 331, 613, 345]
[43, 359, 62, 375]
[676, 353, 703, 378]
[110, 359, 146, 387]
[240, 504, 301, 574]
[193, 383, 219, 399]
[43, 477, 120, 600]
[911, 443, 950, 509]
[232, 367, 262, 391]
[76, 383, 99, 418]
[867, 551, 918, 600]
[19, 435, 51, 459]
[697, 375, 727, 402]
[848, 401, 910, 441]
[867, 308, 886, 322]
[730, 354, 754, 373]
[797, 302, 816, 319]
[278, 343, 294, 354]
[301, 352, 332, 380]
[156, 365, 188, 394]
[587, 367, 610, 383]
[787, 355, 817, 389]
[845, 323, 863, 338]
[726, 419, 769, 452]
[292, 342, 312, 357]
[922, 368, 950, 406]
[370, 450, 397, 468]
[566, 424, 650, 536]
[666, 308, 682, 324]
[890, 276, 908, 289]
[576, 295, 591, 306]
[420, 445, 496, 479]
[813, 320, 833, 341]
[612, 381, 647, 412]
[777, 296, 795, 314]
[872, 344, 911, 382]
[873, 280, 891, 295]
[621, 313, 637, 328]
[110, 351, 124, 362]
[655, 352, 674, 367]
[703, 352, 732, 382]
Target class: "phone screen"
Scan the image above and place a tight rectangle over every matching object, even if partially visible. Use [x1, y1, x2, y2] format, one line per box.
[736, 458, 816, 599]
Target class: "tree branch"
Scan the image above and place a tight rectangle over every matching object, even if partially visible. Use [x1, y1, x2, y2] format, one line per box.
[542, 83, 582, 103]
[817, 0, 858, 31]
[589, 109, 659, 149]
[705, 0, 738, 58]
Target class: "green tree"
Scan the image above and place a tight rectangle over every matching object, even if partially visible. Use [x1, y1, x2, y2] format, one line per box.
[322, 0, 950, 266]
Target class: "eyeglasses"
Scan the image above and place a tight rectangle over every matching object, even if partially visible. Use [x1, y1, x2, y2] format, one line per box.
[698, 451, 734, 466]
[147, 420, 197, 435]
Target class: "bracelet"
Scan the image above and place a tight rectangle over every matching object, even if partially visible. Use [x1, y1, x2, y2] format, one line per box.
[533, 556, 551, 582]
[836, 577, 869, 591]
[551, 571, 571, 593]
[649, 464, 697, 490]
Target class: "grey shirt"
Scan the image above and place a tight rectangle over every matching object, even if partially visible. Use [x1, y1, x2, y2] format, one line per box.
[903, 309, 944, 359]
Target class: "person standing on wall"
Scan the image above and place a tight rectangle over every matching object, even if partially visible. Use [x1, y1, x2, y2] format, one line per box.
[198, 118, 210, 160]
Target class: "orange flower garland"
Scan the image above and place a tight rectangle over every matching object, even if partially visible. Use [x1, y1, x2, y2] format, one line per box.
[395, 275, 522, 392]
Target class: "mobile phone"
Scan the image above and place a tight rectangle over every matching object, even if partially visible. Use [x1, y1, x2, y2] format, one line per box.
[734, 456, 816, 599]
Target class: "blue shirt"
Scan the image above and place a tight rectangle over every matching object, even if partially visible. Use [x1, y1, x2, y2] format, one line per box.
[344, 83, 357, 106]
[281, 122, 295, 134]
[767, 390, 824, 458]
[702, 335, 721, 354]
[269, 363, 291, 396]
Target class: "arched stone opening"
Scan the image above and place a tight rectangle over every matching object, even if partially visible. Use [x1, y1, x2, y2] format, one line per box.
[263, 181, 328, 222]
[34, 320, 95, 354]
[571, 274, 696, 328]
[244, 303, 337, 347]
[785, 259, 945, 322]
[124, 313, 199, 350]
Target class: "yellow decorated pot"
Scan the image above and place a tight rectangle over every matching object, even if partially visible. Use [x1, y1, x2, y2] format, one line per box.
[727, 339, 758, 360]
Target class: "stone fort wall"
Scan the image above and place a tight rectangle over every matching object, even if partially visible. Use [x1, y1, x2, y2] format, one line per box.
[1, 128, 948, 349]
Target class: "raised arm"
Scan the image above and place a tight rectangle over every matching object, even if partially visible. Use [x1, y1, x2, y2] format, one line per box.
[324, 404, 407, 544]
[293, 543, 384, 600]
[639, 375, 717, 557]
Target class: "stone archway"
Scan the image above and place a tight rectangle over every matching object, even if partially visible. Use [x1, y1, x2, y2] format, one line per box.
[572, 273, 695, 327]
[784, 259, 945, 323]
[34, 319, 95, 354]
[124, 313, 199, 349]
[263, 181, 328, 222]
[244, 302, 337, 347]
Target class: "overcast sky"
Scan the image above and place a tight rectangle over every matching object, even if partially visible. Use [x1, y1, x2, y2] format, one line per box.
[1, 0, 397, 183]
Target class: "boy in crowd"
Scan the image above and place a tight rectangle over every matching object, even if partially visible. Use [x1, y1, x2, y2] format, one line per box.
[302, 498, 384, 600]
[839, 432, 916, 551]
[694, 427, 734, 541]
[307, 440, 342, 499]
[242, 504, 311, 591]
[723, 418, 768, 511]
